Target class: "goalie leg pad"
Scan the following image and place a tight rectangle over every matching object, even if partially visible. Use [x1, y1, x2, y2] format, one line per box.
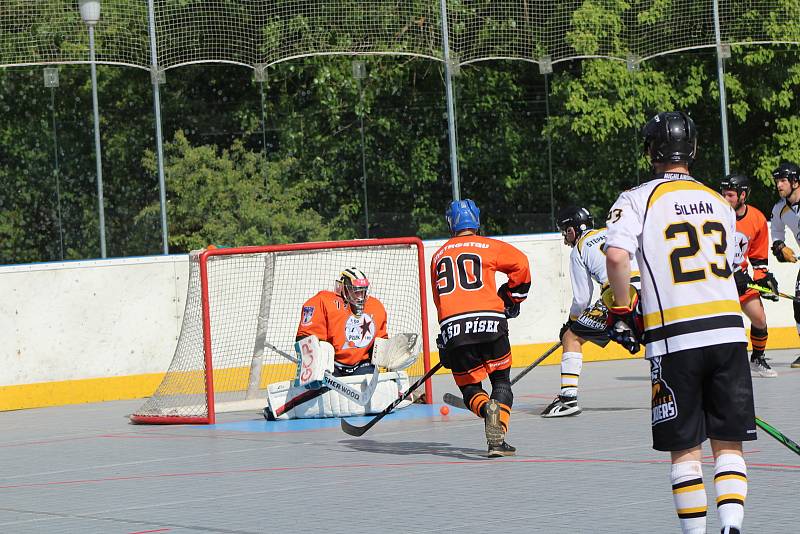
[267, 372, 411, 419]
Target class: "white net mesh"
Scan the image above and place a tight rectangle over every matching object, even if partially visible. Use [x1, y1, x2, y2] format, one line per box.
[132, 240, 429, 423]
[0, 1, 798, 69]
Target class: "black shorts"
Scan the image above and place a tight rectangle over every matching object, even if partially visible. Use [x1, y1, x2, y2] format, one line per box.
[650, 342, 756, 452]
[569, 300, 610, 348]
[449, 336, 512, 387]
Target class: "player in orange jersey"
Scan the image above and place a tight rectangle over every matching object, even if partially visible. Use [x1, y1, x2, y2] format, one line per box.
[296, 267, 388, 375]
[720, 174, 780, 378]
[431, 199, 531, 457]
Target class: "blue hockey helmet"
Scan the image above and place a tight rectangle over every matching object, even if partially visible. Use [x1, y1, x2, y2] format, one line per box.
[446, 199, 480, 234]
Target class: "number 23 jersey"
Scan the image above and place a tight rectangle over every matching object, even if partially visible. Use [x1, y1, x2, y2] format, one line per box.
[430, 235, 531, 348]
[605, 173, 745, 357]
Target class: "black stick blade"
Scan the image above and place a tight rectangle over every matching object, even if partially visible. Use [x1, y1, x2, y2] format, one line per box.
[340, 362, 443, 436]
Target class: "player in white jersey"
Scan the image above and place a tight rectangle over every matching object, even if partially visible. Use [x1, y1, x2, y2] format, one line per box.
[769, 161, 800, 368]
[604, 111, 755, 534]
[541, 206, 641, 417]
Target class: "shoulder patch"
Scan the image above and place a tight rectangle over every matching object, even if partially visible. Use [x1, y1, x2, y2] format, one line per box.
[301, 306, 315, 325]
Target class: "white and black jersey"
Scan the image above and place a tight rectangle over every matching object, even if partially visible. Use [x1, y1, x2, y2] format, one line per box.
[605, 173, 746, 357]
[568, 228, 640, 320]
[770, 199, 800, 247]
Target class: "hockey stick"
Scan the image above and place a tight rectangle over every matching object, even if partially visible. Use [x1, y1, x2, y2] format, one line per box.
[264, 342, 380, 406]
[443, 342, 563, 410]
[755, 416, 800, 456]
[341, 362, 443, 437]
[747, 283, 800, 303]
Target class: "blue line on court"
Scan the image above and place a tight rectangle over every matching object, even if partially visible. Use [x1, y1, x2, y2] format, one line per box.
[205, 404, 467, 433]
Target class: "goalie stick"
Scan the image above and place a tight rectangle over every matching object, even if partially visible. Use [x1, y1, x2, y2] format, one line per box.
[264, 342, 380, 407]
[341, 362, 443, 436]
[747, 283, 800, 303]
[443, 342, 563, 410]
[755, 416, 800, 456]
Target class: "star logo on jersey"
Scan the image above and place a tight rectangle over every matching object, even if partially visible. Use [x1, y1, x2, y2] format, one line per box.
[733, 231, 749, 266]
[341, 313, 375, 349]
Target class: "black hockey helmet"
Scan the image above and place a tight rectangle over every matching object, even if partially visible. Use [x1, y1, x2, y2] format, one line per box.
[641, 111, 697, 164]
[720, 174, 751, 200]
[556, 206, 594, 236]
[772, 161, 800, 183]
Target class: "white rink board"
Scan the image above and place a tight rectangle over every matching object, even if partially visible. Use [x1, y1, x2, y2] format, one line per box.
[1, 233, 799, 387]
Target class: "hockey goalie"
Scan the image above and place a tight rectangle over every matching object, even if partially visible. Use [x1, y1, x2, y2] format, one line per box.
[264, 268, 419, 420]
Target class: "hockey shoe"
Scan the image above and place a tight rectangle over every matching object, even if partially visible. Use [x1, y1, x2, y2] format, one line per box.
[263, 406, 276, 421]
[483, 399, 505, 447]
[541, 395, 582, 418]
[488, 441, 516, 458]
[791, 355, 800, 369]
[750, 355, 778, 378]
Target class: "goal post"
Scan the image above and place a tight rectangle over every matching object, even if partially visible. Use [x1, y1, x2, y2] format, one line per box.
[130, 237, 432, 424]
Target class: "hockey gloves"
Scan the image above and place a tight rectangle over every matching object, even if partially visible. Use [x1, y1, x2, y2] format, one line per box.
[601, 285, 643, 355]
[771, 240, 797, 263]
[497, 282, 521, 319]
[733, 269, 753, 296]
[754, 271, 780, 302]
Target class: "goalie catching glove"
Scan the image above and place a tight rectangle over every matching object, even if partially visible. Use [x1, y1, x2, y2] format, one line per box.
[601, 285, 643, 355]
[372, 333, 419, 371]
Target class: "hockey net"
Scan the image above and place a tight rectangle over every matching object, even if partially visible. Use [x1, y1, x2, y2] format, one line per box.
[131, 238, 431, 424]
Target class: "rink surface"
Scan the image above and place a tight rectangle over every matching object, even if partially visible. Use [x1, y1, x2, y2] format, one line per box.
[0, 351, 798, 533]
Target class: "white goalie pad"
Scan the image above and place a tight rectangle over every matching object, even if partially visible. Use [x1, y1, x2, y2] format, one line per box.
[294, 336, 334, 389]
[372, 333, 419, 371]
[267, 372, 412, 420]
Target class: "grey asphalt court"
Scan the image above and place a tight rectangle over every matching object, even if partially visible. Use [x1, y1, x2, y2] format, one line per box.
[0, 350, 797, 533]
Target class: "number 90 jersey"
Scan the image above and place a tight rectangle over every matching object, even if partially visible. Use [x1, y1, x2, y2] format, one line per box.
[431, 235, 531, 349]
[605, 173, 746, 357]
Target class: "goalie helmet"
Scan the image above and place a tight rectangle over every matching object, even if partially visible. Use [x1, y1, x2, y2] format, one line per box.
[772, 161, 800, 183]
[335, 267, 369, 316]
[641, 111, 697, 164]
[446, 199, 480, 234]
[720, 174, 751, 200]
[556, 206, 594, 236]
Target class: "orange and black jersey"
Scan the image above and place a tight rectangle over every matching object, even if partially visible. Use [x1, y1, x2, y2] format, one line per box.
[733, 205, 769, 279]
[295, 290, 388, 367]
[431, 235, 531, 348]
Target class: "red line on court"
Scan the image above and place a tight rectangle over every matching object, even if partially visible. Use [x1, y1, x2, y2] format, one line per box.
[0, 456, 796, 490]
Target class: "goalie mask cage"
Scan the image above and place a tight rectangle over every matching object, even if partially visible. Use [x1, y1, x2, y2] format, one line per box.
[131, 237, 432, 424]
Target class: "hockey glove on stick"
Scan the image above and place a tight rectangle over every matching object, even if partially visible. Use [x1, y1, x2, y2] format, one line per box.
[436, 333, 452, 370]
[753, 271, 779, 302]
[497, 282, 521, 319]
[601, 285, 643, 355]
[771, 240, 797, 263]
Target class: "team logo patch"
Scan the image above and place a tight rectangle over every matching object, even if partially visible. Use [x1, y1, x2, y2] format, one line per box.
[733, 231, 748, 266]
[341, 313, 375, 349]
[576, 300, 608, 332]
[651, 357, 678, 426]
[301, 306, 315, 325]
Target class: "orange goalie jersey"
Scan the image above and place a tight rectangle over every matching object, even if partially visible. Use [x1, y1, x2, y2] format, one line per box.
[295, 290, 388, 367]
[733, 205, 770, 301]
[431, 235, 531, 348]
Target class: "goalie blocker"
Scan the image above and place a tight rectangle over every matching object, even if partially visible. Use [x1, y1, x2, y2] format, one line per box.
[266, 333, 420, 419]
